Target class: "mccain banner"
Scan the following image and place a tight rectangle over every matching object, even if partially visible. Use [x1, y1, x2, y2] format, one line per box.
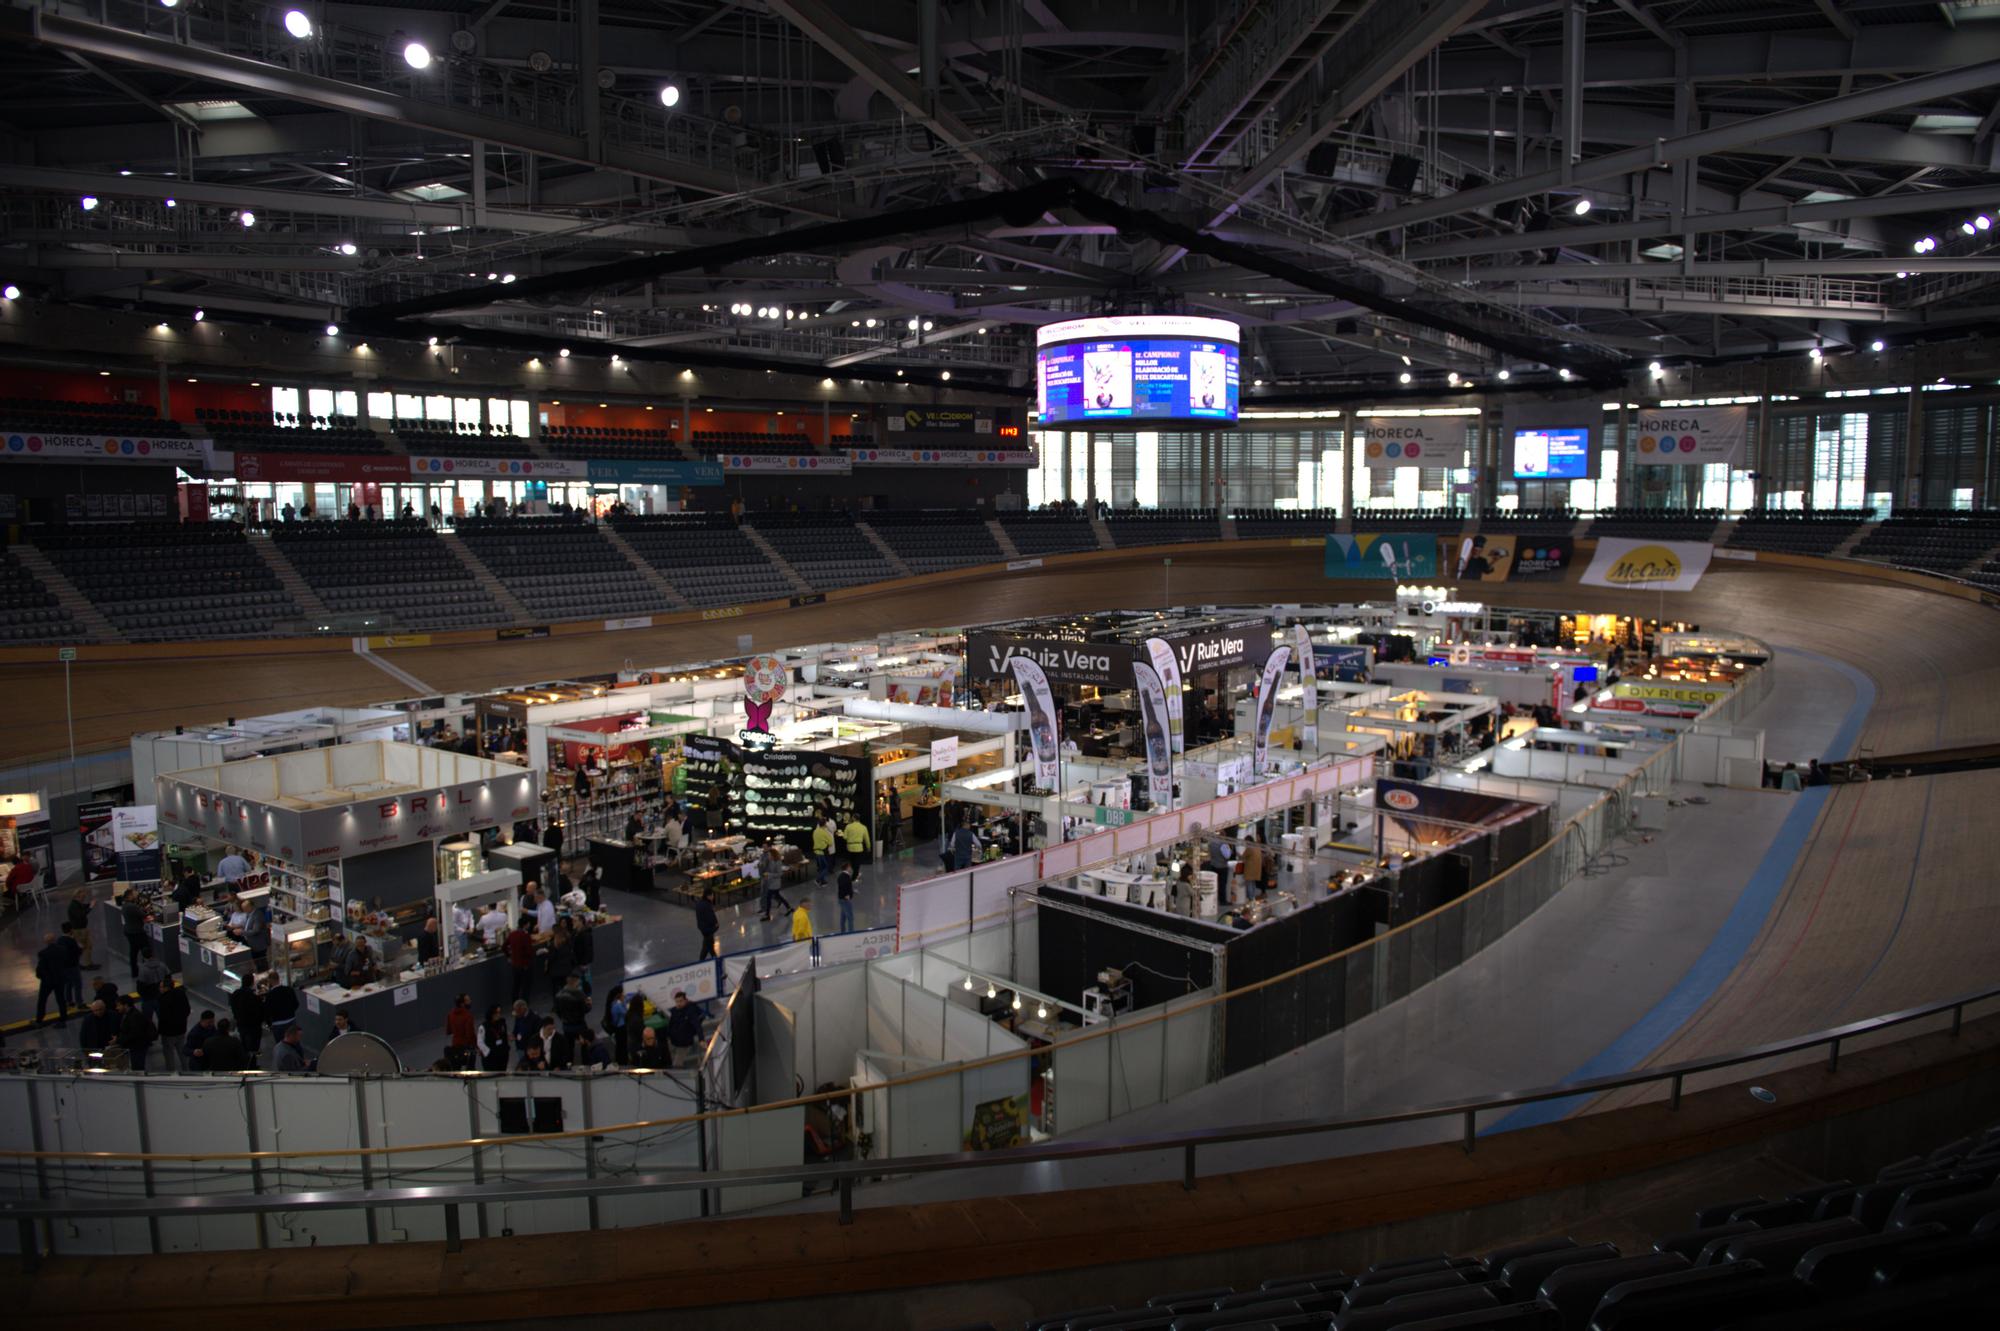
[1580, 537, 1713, 591]
[1631, 405, 1747, 467]
[1357, 419, 1463, 469]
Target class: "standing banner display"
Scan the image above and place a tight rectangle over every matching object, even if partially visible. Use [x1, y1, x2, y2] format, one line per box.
[1325, 533, 1441, 579]
[1580, 537, 1714, 591]
[1357, 419, 1461, 468]
[1293, 625, 1319, 748]
[78, 800, 118, 880]
[1251, 646, 1292, 775]
[112, 805, 162, 882]
[1141, 636, 1186, 753]
[1131, 661, 1174, 808]
[1006, 656, 1062, 791]
[1632, 405, 1747, 467]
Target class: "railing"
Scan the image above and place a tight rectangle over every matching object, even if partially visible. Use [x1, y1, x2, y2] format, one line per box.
[5, 982, 1990, 1264]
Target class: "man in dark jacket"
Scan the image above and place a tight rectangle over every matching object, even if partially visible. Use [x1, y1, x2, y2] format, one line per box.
[112, 996, 157, 1071]
[155, 975, 191, 1071]
[34, 932, 70, 1024]
[694, 890, 719, 959]
[135, 945, 169, 1019]
[261, 977, 300, 1043]
[228, 978, 265, 1057]
[56, 924, 84, 1009]
[200, 1018, 249, 1072]
[77, 999, 118, 1051]
[505, 921, 535, 1002]
[540, 819, 565, 892]
[183, 1009, 218, 1067]
[665, 990, 704, 1060]
[65, 888, 95, 969]
[120, 892, 148, 976]
[552, 976, 590, 1036]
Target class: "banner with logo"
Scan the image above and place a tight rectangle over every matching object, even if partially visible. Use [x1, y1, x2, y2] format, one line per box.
[1293, 625, 1319, 748]
[1580, 537, 1713, 591]
[1357, 420, 1461, 468]
[1511, 537, 1574, 581]
[1132, 660, 1174, 808]
[717, 453, 852, 474]
[847, 448, 1032, 466]
[1374, 777, 1527, 846]
[408, 456, 591, 480]
[112, 804, 162, 882]
[1632, 406, 1747, 467]
[238, 453, 413, 483]
[884, 407, 988, 435]
[969, 631, 1133, 687]
[3, 432, 208, 464]
[1325, 533, 1441, 580]
[1251, 645, 1292, 775]
[1454, 534, 1516, 582]
[584, 459, 723, 486]
[1141, 636, 1185, 753]
[1006, 656, 1061, 791]
[78, 800, 118, 880]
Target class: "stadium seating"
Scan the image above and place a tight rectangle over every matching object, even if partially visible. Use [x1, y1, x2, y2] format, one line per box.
[1726, 511, 1874, 557]
[206, 417, 388, 455]
[1103, 509, 1222, 547]
[271, 519, 507, 630]
[1354, 507, 1467, 529]
[745, 512, 897, 590]
[1479, 509, 1578, 539]
[1848, 511, 2000, 575]
[0, 550, 78, 643]
[1232, 509, 1343, 538]
[608, 513, 795, 606]
[863, 511, 1005, 572]
[36, 522, 298, 639]
[1000, 512, 1103, 555]
[454, 516, 671, 620]
[1586, 508, 1722, 540]
[2, 399, 186, 436]
[543, 428, 688, 461]
[990, 1120, 2000, 1331]
[692, 430, 817, 457]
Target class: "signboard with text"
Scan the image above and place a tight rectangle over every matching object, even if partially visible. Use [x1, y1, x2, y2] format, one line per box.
[408, 456, 591, 480]
[4, 432, 208, 464]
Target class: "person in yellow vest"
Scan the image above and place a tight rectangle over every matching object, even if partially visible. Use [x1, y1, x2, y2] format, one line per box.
[811, 815, 837, 885]
[841, 810, 872, 872]
[791, 899, 821, 968]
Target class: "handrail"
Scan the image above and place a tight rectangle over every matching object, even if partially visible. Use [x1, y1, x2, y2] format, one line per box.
[3, 984, 1990, 1237]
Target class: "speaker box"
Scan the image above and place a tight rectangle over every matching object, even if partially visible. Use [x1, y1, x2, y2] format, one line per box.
[1306, 143, 1341, 176]
[812, 138, 846, 174]
[1130, 123, 1157, 156]
[1386, 154, 1422, 193]
[1458, 171, 1484, 193]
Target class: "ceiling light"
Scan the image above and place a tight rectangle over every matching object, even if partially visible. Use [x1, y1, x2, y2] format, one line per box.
[156, 322, 169, 332]
[1897, 271, 1910, 278]
[1963, 221, 1977, 235]
[1, 285, 17, 301]
[338, 241, 357, 256]
[558, 347, 570, 357]
[963, 975, 974, 991]
[1557, 367, 1571, 380]
[192, 308, 204, 321]
[160, 0, 178, 7]
[659, 84, 681, 108]
[1648, 361, 1663, 375]
[896, 369, 904, 377]
[119, 169, 133, 178]
[1572, 198, 1591, 216]
[977, 327, 987, 334]
[1011, 994, 1022, 1011]
[1870, 339, 1885, 352]
[907, 317, 919, 330]
[1978, 216, 1993, 231]
[239, 210, 255, 227]
[850, 319, 860, 327]
[1497, 368, 1511, 380]
[784, 309, 794, 319]
[865, 317, 878, 328]
[1398, 371, 1411, 384]
[99, 370, 110, 376]
[500, 273, 516, 284]
[80, 195, 98, 211]
[941, 370, 952, 380]
[1446, 371, 1459, 385]
[283, 10, 312, 40]
[922, 320, 934, 331]
[402, 42, 432, 71]
[164, 198, 175, 208]
[428, 336, 439, 347]
[1808, 346, 1822, 361]
[325, 323, 339, 336]
[1252, 378, 1263, 386]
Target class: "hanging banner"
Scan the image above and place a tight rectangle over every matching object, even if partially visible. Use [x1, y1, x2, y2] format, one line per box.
[1357, 420, 1461, 468]
[1006, 655, 1062, 792]
[717, 453, 852, 473]
[1131, 660, 1174, 808]
[78, 800, 118, 880]
[583, 459, 724, 486]
[848, 448, 1033, 466]
[1252, 645, 1292, 775]
[407, 456, 591, 480]
[1454, 534, 1516, 582]
[3, 432, 207, 463]
[1141, 636, 1185, 754]
[1580, 537, 1713, 591]
[239, 453, 413, 483]
[1325, 533, 1441, 580]
[1510, 537, 1575, 581]
[741, 655, 788, 734]
[112, 805, 163, 882]
[1293, 625, 1319, 748]
[1632, 405, 1747, 467]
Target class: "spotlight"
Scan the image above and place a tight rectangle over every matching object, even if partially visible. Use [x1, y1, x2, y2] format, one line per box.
[558, 347, 570, 357]
[922, 320, 934, 330]
[80, 195, 99, 211]
[1497, 368, 1511, 380]
[160, 0, 178, 7]
[941, 371, 952, 380]
[428, 336, 439, 347]
[1963, 222, 1977, 236]
[1398, 371, 1411, 384]
[659, 84, 681, 108]
[963, 975, 973, 991]
[487, 272, 498, 281]
[193, 308, 204, 321]
[1558, 367, 1572, 380]
[1808, 346, 1822, 361]
[239, 210, 256, 227]
[1896, 271, 1909, 278]
[1979, 216, 1993, 231]
[1446, 371, 1459, 385]
[1, 285, 17, 301]
[500, 273, 516, 284]
[1572, 198, 1591, 216]
[402, 42, 432, 71]
[1253, 378, 1263, 386]
[985, 982, 996, 999]
[1870, 339, 1885, 352]
[1648, 360, 1663, 375]
[907, 317, 919, 330]
[865, 317, 878, 328]
[164, 199, 175, 208]
[283, 10, 312, 40]
[1011, 994, 1022, 1011]
[977, 327, 987, 334]
[325, 323, 339, 336]
[338, 241, 357, 256]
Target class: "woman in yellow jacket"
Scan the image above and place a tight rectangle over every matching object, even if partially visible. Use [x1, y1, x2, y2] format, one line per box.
[791, 900, 821, 967]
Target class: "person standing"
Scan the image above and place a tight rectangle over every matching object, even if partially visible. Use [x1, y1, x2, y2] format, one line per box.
[33, 932, 69, 1025]
[758, 844, 793, 923]
[664, 991, 703, 1063]
[510, 999, 540, 1058]
[262, 975, 299, 1044]
[506, 918, 536, 1002]
[836, 860, 857, 934]
[216, 846, 251, 885]
[272, 1025, 311, 1073]
[1779, 762, 1804, 791]
[1239, 836, 1265, 900]
[135, 944, 169, 1020]
[479, 1005, 511, 1072]
[478, 899, 510, 951]
[695, 890, 719, 959]
[56, 924, 84, 1009]
[553, 976, 590, 1038]
[155, 973, 190, 1071]
[541, 819, 565, 893]
[445, 993, 477, 1063]
[66, 888, 96, 970]
[841, 808, 872, 872]
[183, 1009, 218, 1068]
[1208, 835, 1234, 907]
[113, 995, 157, 1072]
[77, 999, 118, 1051]
[201, 1018, 249, 1072]
[229, 975, 265, 1059]
[532, 888, 558, 936]
[811, 815, 836, 886]
[949, 818, 981, 873]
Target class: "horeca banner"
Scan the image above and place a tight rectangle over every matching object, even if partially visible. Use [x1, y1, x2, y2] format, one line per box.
[1252, 645, 1292, 774]
[1632, 405, 1747, 467]
[1293, 625, 1319, 748]
[408, 456, 591, 480]
[1141, 636, 1185, 753]
[1132, 660, 1174, 808]
[719, 453, 853, 473]
[1454, 534, 1575, 582]
[1580, 537, 1713, 591]
[1006, 655, 1062, 791]
[1325, 533, 1441, 580]
[847, 448, 1032, 466]
[1357, 419, 1461, 468]
[3, 432, 208, 463]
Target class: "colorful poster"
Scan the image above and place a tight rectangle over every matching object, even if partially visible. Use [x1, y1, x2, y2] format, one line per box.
[715, 453, 852, 473]
[408, 456, 591, 480]
[742, 654, 788, 733]
[1141, 636, 1185, 754]
[847, 448, 1032, 466]
[2, 432, 207, 463]
[1252, 645, 1292, 775]
[1293, 625, 1319, 749]
[79, 800, 118, 880]
[1631, 405, 1747, 467]
[1324, 533, 1441, 580]
[1580, 537, 1713, 591]
[112, 805, 162, 882]
[1510, 537, 1574, 581]
[1357, 420, 1461, 468]
[1006, 655, 1062, 792]
[1454, 534, 1517, 582]
[1132, 660, 1173, 808]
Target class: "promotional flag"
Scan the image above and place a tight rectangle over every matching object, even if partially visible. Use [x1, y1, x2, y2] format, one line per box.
[1142, 635, 1186, 753]
[1293, 625, 1319, 749]
[1252, 645, 1292, 775]
[1006, 655, 1062, 791]
[1132, 660, 1174, 808]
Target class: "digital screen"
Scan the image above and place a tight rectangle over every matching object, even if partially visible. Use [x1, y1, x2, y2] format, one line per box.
[1571, 665, 1600, 683]
[1036, 315, 1240, 429]
[1513, 427, 1592, 479]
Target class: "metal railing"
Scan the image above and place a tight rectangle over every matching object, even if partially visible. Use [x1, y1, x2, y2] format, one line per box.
[4, 982, 1990, 1264]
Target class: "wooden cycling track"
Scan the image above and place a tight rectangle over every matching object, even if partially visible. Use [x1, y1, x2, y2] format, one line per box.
[4, 538, 1996, 1072]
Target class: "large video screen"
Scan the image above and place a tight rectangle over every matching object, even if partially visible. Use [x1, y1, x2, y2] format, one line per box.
[1036, 315, 1240, 429]
[1512, 427, 1592, 480]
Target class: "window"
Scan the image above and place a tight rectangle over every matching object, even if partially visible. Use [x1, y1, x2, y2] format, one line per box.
[269, 386, 300, 422]
[395, 393, 424, 421]
[454, 397, 481, 430]
[510, 400, 531, 438]
[424, 394, 453, 422]
[335, 390, 358, 419]
[1134, 432, 1159, 508]
[367, 391, 393, 421]
[1068, 432, 1090, 502]
[306, 388, 335, 421]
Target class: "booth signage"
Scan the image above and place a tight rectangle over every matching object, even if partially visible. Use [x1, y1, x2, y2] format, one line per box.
[1632, 405, 1747, 467]
[584, 459, 724, 485]
[968, 631, 1134, 687]
[1357, 420, 1460, 468]
[717, 453, 852, 473]
[928, 736, 959, 771]
[3, 432, 207, 463]
[1580, 538, 1713, 591]
[408, 456, 591, 479]
[1611, 680, 1732, 705]
[239, 453, 412, 483]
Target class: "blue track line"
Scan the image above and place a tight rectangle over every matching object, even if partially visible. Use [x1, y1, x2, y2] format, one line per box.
[1486, 646, 1876, 1133]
